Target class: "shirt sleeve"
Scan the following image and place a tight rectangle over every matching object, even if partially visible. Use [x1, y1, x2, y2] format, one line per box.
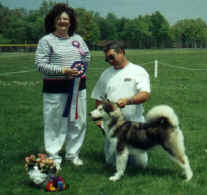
[79, 37, 91, 65]
[35, 38, 62, 75]
[135, 68, 151, 93]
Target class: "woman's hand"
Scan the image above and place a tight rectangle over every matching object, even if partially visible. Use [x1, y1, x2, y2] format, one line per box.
[62, 67, 81, 77]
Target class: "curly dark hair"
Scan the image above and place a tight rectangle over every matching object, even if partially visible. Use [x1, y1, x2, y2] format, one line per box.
[44, 3, 77, 36]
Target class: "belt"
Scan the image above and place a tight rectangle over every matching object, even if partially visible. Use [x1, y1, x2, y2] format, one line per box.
[43, 76, 86, 93]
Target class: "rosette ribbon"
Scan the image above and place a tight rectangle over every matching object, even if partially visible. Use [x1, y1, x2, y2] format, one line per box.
[62, 61, 87, 118]
[72, 40, 86, 56]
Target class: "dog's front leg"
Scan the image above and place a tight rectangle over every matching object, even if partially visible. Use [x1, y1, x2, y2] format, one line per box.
[105, 138, 117, 165]
[109, 147, 129, 182]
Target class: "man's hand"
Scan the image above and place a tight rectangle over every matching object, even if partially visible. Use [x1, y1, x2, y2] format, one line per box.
[117, 92, 150, 108]
[117, 98, 130, 108]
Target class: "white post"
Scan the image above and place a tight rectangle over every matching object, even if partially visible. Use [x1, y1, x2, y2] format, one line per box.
[154, 60, 158, 78]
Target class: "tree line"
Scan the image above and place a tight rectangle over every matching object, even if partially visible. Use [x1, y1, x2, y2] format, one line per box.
[0, 1, 207, 49]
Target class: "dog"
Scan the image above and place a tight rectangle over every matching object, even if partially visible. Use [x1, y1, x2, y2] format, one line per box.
[89, 100, 193, 182]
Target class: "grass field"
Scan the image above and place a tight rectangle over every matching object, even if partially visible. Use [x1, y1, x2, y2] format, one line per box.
[0, 49, 207, 195]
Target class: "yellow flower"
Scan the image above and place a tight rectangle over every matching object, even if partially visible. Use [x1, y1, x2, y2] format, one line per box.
[30, 154, 36, 161]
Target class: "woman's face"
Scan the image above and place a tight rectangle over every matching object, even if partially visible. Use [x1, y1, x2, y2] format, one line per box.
[55, 12, 70, 33]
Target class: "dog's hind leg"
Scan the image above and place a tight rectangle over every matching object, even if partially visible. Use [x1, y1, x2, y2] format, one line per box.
[109, 146, 129, 182]
[129, 148, 148, 168]
[163, 129, 193, 181]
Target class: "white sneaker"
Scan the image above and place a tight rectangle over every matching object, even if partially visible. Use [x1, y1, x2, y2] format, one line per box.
[70, 157, 84, 166]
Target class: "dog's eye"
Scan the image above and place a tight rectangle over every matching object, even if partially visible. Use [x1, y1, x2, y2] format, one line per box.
[99, 107, 103, 111]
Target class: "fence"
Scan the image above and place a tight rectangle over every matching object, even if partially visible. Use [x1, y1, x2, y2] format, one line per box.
[0, 44, 37, 52]
[138, 60, 207, 78]
[1, 59, 207, 78]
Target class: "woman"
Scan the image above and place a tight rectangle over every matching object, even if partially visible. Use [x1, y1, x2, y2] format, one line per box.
[35, 3, 90, 169]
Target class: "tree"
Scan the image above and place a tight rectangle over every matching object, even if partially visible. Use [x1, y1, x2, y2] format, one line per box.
[3, 9, 28, 43]
[1, 1, 207, 49]
[39, 0, 55, 17]
[76, 8, 100, 49]
[0, 34, 11, 44]
[25, 11, 45, 43]
[134, 15, 153, 48]
[0, 3, 10, 35]
[94, 13, 119, 41]
[119, 18, 147, 48]
[194, 18, 207, 48]
[150, 11, 172, 48]
[172, 18, 207, 48]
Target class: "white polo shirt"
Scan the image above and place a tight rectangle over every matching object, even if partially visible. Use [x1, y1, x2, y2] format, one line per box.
[91, 62, 150, 122]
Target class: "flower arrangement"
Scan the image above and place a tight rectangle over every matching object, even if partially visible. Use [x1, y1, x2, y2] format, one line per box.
[25, 153, 57, 175]
[25, 153, 67, 191]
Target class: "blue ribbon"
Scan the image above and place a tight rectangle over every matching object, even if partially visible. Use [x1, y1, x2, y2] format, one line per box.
[62, 79, 75, 117]
[62, 61, 87, 117]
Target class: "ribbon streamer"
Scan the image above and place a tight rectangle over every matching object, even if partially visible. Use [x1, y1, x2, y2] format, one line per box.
[62, 61, 87, 118]
[72, 40, 86, 56]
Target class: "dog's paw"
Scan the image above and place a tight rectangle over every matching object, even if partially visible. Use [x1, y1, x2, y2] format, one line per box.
[185, 170, 193, 182]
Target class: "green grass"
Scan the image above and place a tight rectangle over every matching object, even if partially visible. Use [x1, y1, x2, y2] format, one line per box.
[0, 49, 207, 195]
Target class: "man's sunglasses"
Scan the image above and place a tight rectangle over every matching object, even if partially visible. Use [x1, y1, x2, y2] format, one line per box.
[105, 55, 115, 62]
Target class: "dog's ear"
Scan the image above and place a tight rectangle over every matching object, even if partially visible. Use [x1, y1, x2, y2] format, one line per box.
[106, 98, 111, 103]
[100, 96, 104, 101]
[100, 95, 107, 102]
[100, 95, 112, 104]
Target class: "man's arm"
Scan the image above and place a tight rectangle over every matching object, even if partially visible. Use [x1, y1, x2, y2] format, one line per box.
[117, 91, 150, 108]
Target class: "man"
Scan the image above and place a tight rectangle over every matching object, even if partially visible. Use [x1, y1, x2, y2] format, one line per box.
[91, 41, 151, 168]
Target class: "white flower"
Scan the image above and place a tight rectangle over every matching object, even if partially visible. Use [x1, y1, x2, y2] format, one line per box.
[28, 166, 48, 185]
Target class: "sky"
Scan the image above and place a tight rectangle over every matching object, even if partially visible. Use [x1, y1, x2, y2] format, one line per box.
[0, 0, 207, 24]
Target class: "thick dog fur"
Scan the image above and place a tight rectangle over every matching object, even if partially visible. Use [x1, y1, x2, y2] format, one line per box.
[89, 101, 193, 182]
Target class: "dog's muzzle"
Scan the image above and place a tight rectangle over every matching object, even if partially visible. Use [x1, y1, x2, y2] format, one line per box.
[88, 112, 102, 121]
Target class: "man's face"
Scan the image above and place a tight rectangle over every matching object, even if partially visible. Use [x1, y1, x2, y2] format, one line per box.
[105, 49, 124, 69]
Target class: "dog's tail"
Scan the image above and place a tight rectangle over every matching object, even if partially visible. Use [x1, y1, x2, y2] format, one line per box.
[146, 105, 179, 128]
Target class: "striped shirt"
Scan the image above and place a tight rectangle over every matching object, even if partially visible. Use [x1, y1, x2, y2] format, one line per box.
[35, 33, 90, 79]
